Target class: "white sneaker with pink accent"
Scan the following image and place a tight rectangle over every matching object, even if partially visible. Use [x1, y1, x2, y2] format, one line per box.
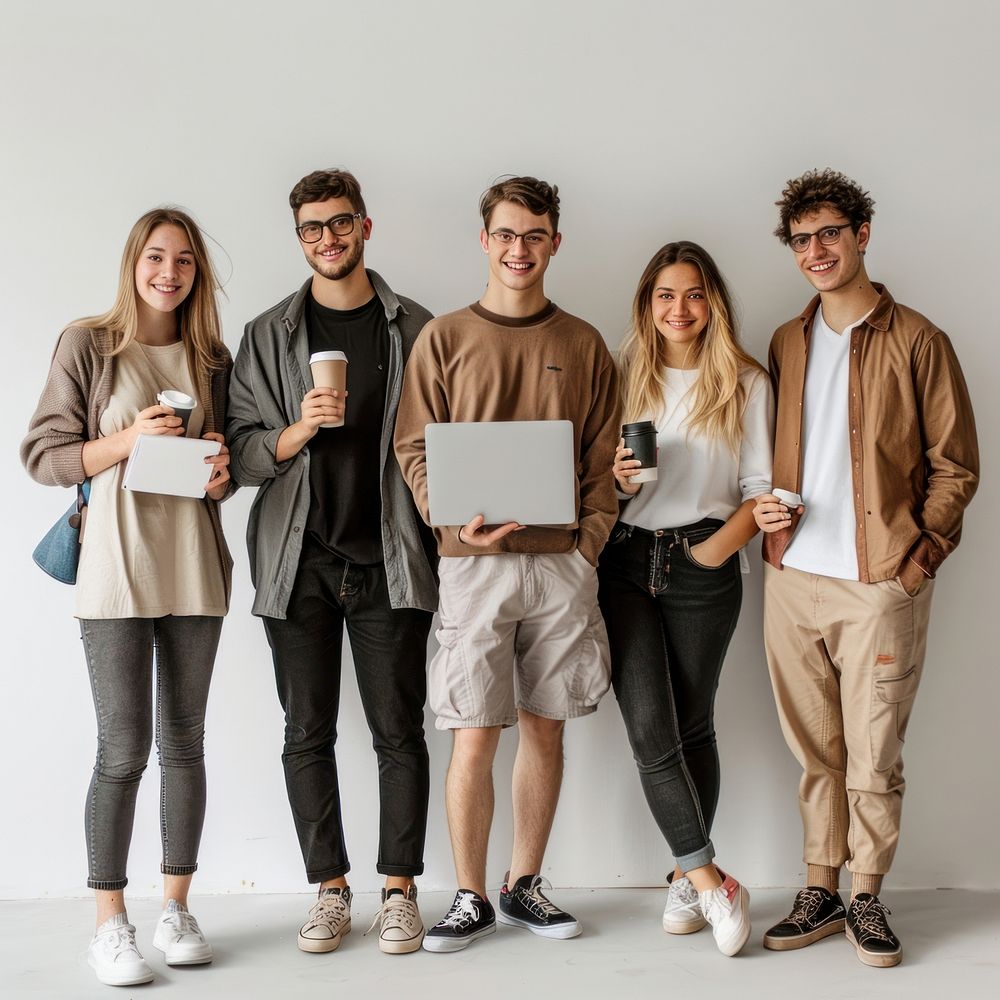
[699, 871, 751, 956]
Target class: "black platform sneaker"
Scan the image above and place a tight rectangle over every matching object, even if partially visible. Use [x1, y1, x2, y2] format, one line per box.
[846, 893, 901, 967]
[763, 886, 847, 950]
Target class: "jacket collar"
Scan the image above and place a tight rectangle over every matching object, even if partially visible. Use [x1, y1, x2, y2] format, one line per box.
[280, 268, 405, 334]
[797, 282, 895, 335]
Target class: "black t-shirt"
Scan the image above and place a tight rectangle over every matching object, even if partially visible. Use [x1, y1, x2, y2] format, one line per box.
[304, 291, 389, 564]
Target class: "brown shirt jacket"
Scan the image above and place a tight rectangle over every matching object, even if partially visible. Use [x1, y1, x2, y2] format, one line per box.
[763, 285, 978, 583]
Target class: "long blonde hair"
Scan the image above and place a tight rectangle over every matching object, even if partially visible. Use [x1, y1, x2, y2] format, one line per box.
[73, 207, 227, 373]
[619, 241, 764, 453]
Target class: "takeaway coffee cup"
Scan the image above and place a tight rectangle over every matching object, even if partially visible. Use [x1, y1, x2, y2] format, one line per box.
[621, 420, 658, 483]
[156, 389, 196, 435]
[309, 351, 348, 428]
[772, 488, 803, 508]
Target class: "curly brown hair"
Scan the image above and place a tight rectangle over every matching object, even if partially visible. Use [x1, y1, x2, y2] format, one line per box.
[774, 168, 875, 244]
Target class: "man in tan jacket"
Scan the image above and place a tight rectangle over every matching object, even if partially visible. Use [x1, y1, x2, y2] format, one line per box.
[753, 169, 978, 967]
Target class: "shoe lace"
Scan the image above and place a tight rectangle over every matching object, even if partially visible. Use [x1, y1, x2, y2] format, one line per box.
[518, 877, 562, 918]
[365, 895, 419, 936]
[789, 888, 824, 925]
[669, 877, 700, 907]
[164, 910, 202, 939]
[102, 925, 141, 958]
[438, 891, 481, 929]
[311, 891, 350, 922]
[854, 897, 894, 942]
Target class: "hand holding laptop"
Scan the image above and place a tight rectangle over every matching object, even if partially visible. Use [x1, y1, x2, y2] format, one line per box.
[457, 513, 525, 546]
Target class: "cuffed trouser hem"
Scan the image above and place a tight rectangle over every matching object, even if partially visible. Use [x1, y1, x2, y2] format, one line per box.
[308, 863, 351, 884]
[377, 863, 425, 877]
[676, 839, 715, 874]
[88, 877, 128, 891]
[162, 863, 198, 876]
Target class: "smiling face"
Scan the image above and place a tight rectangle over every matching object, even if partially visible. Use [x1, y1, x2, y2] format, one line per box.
[479, 200, 561, 296]
[650, 262, 710, 364]
[133, 224, 196, 315]
[296, 196, 371, 281]
[790, 206, 869, 294]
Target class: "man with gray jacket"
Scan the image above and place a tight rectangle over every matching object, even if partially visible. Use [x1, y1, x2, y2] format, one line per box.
[227, 169, 437, 956]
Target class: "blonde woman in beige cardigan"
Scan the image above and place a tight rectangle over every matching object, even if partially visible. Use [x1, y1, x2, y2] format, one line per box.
[22, 208, 233, 988]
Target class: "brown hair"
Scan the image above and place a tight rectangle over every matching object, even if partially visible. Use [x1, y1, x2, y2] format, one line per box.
[479, 175, 560, 233]
[289, 169, 367, 220]
[774, 168, 875, 244]
[618, 241, 765, 453]
[74, 207, 227, 372]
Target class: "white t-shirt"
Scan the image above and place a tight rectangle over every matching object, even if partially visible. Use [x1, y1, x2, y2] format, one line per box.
[622, 367, 774, 571]
[781, 306, 872, 580]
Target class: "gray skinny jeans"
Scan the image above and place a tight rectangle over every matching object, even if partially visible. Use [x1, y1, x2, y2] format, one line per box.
[79, 616, 222, 890]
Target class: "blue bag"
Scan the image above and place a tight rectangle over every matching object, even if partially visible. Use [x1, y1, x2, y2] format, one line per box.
[32, 479, 91, 585]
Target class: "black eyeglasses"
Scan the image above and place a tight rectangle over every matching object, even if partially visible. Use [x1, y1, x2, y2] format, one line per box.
[788, 223, 854, 253]
[295, 212, 363, 244]
[489, 229, 552, 247]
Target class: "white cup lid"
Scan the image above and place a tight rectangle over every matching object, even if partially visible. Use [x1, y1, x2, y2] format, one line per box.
[309, 351, 348, 364]
[157, 389, 196, 408]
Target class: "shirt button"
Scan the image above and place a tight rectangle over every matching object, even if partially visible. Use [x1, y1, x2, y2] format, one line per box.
[293, 526, 301, 533]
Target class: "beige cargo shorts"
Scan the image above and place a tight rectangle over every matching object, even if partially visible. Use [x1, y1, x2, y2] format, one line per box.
[430, 550, 612, 729]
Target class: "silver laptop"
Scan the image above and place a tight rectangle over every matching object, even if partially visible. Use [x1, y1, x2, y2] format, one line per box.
[425, 420, 576, 527]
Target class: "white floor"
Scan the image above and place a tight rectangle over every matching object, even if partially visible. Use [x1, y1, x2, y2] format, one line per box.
[2, 888, 997, 999]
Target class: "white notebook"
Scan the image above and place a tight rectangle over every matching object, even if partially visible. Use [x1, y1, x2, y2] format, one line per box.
[122, 434, 221, 499]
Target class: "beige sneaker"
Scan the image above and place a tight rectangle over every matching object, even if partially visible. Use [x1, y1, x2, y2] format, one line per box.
[298, 887, 352, 953]
[367, 885, 424, 954]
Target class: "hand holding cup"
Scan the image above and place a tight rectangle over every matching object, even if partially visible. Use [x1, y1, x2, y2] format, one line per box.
[753, 488, 805, 533]
[156, 390, 196, 434]
[613, 438, 644, 495]
[309, 351, 348, 428]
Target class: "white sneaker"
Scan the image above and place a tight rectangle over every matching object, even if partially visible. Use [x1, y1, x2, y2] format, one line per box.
[366, 886, 424, 954]
[88, 912, 154, 986]
[298, 887, 353, 953]
[699, 871, 751, 956]
[153, 899, 213, 965]
[663, 873, 707, 934]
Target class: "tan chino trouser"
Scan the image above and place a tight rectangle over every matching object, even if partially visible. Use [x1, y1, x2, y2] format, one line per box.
[763, 563, 934, 875]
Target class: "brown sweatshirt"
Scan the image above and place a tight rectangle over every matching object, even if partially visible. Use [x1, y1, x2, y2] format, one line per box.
[394, 302, 620, 565]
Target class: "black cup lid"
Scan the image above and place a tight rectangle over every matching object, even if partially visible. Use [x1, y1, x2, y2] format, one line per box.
[622, 420, 656, 435]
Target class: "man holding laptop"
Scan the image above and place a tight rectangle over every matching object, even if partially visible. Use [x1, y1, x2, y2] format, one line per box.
[227, 169, 438, 955]
[394, 175, 620, 951]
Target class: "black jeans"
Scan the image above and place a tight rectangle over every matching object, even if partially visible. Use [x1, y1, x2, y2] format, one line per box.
[597, 519, 742, 871]
[79, 615, 222, 890]
[262, 538, 432, 882]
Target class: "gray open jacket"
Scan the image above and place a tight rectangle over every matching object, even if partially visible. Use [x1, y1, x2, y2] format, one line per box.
[226, 270, 438, 618]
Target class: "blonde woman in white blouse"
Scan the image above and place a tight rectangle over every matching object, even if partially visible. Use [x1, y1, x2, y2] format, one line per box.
[597, 241, 773, 957]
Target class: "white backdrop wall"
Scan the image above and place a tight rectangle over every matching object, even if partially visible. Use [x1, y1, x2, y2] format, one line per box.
[1, 1, 996, 898]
